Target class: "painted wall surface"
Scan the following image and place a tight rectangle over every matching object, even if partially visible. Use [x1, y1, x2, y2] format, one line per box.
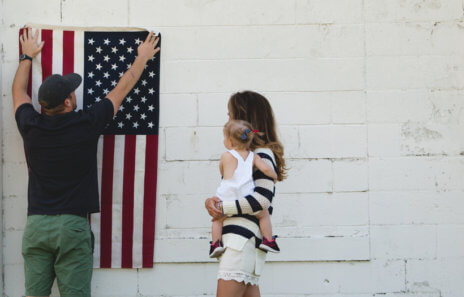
[1, 0, 464, 296]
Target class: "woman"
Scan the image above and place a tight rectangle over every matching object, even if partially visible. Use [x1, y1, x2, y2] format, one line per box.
[205, 91, 287, 297]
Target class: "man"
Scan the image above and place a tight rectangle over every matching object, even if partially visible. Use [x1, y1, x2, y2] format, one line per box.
[13, 27, 160, 297]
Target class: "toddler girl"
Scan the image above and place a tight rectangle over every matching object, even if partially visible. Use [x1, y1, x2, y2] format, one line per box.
[209, 120, 280, 258]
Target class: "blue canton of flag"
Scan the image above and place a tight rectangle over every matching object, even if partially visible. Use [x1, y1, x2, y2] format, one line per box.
[83, 31, 160, 135]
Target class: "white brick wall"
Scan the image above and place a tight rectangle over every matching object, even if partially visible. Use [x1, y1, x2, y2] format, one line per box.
[0, 1, 4, 295]
[2, 0, 464, 296]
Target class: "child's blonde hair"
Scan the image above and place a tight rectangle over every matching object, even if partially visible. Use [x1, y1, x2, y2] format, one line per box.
[224, 120, 260, 150]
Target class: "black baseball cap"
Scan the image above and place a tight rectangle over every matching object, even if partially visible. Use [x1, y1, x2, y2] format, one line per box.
[38, 73, 82, 109]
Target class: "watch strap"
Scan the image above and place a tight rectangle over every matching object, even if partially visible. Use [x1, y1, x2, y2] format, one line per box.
[20, 54, 32, 62]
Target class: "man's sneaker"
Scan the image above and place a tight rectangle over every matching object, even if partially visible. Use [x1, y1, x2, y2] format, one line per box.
[209, 240, 225, 258]
[259, 236, 280, 253]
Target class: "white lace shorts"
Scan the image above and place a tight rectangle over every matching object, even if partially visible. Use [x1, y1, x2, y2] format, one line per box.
[217, 237, 266, 286]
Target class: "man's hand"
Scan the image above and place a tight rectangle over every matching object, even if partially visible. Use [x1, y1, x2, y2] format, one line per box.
[12, 27, 44, 113]
[106, 31, 160, 116]
[205, 196, 223, 219]
[137, 31, 160, 62]
[20, 28, 44, 58]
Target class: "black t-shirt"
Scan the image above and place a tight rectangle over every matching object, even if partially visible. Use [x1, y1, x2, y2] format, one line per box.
[15, 98, 114, 216]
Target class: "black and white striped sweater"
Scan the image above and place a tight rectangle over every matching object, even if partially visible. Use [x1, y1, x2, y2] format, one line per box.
[221, 148, 276, 250]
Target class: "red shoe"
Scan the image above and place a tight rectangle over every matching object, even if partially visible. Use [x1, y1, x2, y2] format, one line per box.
[259, 236, 280, 253]
[209, 240, 225, 258]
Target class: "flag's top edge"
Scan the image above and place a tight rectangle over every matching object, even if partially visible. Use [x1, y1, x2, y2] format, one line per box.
[25, 23, 160, 34]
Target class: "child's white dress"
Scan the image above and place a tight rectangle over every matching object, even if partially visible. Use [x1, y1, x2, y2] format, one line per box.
[216, 149, 254, 202]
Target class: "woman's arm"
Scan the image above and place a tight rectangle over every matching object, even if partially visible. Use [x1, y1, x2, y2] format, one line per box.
[222, 152, 276, 215]
[254, 154, 277, 182]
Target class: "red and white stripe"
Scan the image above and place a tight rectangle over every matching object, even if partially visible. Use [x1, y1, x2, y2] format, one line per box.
[19, 26, 158, 268]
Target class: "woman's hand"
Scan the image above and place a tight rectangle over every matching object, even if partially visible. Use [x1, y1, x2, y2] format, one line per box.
[205, 196, 223, 219]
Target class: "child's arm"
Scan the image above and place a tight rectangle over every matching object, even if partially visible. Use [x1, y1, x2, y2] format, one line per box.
[219, 155, 224, 177]
[254, 154, 278, 182]
[220, 152, 238, 180]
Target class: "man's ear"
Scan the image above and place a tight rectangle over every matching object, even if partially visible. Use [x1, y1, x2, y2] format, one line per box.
[63, 98, 72, 108]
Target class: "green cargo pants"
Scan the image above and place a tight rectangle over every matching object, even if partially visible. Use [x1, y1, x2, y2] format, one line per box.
[22, 214, 94, 297]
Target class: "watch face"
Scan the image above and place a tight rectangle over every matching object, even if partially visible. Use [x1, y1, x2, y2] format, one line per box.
[20, 54, 31, 61]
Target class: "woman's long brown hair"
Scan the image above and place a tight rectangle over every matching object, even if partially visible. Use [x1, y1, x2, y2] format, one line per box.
[228, 91, 288, 181]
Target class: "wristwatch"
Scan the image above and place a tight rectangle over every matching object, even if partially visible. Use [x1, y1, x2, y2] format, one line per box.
[19, 54, 32, 62]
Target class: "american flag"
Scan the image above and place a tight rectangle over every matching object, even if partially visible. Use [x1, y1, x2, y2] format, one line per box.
[19, 26, 161, 268]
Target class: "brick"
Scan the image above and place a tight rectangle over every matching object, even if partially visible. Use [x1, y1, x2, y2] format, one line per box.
[367, 56, 464, 90]
[262, 259, 404, 294]
[367, 90, 432, 123]
[434, 158, 464, 191]
[91, 269, 138, 297]
[371, 225, 437, 259]
[369, 157, 443, 191]
[428, 90, 464, 125]
[400, 122, 464, 157]
[339, 259, 406, 293]
[333, 160, 368, 191]
[129, 0, 295, 26]
[3, 0, 61, 26]
[161, 25, 364, 60]
[369, 122, 464, 157]
[368, 124, 403, 157]
[3, 162, 29, 198]
[296, 0, 364, 24]
[407, 258, 464, 297]
[138, 263, 217, 296]
[366, 0, 462, 22]
[332, 92, 366, 124]
[164, 194, 211, 229]
[156, 160, 220, 195]
[299, 125, 367, 158]
[374, 293, 440, 297]
[367, 22, 464, 56]
[3, 230, 23, 265]
[370, 191, 464, 225]
[159, 94, 197, 127]
[198, 93, 229, 127]
[163, 58, 364, 93]
[272, 193, 369, 226]
[278, 159, 332, 193]
[61, 0, 129, 26]
[2, 128, 26, 163]
[3, 264, 25, 297]
[266, 92, 332, 125]
[437, 225, 464, 257]
[3, 196, 27, 231]
[165, 127, 223, 161]
[279, 125, 300, 159]
[2, 25, 23, 63]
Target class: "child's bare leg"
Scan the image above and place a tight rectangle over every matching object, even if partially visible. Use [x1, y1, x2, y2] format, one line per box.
[256, 210, 273, 241]
[212, 218, 224, 242]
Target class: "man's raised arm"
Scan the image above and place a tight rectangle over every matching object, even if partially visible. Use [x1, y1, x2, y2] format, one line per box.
[12, 28, 44, 113]
[106, 31, 160, 116]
